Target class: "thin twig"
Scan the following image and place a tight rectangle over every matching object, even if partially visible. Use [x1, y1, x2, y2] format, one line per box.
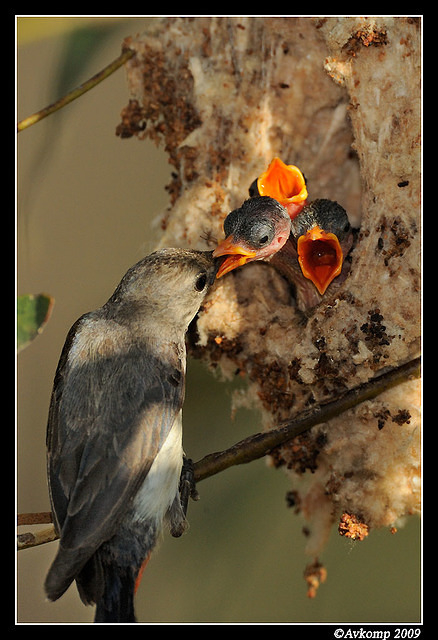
[17, 48, 135, 133]
[17, 356, 420, 549]
[17, 512, 52, 526]
[193, 356, 421, 482]
[18, 526, 58, 550]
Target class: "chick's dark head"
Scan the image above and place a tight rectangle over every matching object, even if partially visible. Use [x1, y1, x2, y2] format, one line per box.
[213, 196, 291, 278]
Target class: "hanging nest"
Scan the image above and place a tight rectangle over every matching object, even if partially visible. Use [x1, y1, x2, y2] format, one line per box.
[116, 16, 421, 588]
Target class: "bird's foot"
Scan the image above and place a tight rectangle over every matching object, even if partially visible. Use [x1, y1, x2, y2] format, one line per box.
[179, 457, 199, 517]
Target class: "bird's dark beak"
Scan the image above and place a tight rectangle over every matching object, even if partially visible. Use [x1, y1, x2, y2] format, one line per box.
[213, 236, 258, 278]
[297, 226, 343, 295]
[257, 157, 308, 218]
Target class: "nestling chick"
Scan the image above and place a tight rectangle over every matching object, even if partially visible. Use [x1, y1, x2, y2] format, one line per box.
[275, 198, 354, 308]
[44, 248, 217, 623]
[214, 196, 292, 278]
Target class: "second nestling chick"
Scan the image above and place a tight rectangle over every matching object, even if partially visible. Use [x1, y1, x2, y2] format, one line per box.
[279, 198, 354, 308]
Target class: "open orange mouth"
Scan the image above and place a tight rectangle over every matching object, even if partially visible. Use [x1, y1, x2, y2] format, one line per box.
[213, 236, 257, 278]
[257, 157, 308, 217]
[297, 226, 343, 295]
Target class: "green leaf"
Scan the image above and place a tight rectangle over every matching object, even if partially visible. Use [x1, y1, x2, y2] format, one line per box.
[17, 294, 54, 352]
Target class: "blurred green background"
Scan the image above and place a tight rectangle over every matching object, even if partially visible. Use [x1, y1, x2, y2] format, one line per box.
[16, 16, 421, 624]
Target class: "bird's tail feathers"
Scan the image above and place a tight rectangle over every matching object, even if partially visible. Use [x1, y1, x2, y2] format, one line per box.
[44, 544, 94, 602]
[93, 563, 137, 623]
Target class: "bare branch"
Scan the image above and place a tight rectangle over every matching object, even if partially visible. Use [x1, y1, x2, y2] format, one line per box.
[17, 356, 419, 550]
[17, 526, 58, 550]
[193, 357, 421, 482]
[17, 512, 52, 526]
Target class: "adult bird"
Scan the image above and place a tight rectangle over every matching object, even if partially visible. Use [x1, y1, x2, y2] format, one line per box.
[44, 248, 217, 623]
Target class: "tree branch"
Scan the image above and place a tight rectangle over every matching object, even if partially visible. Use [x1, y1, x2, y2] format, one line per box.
[193, 356, 421, 482]
[17, 48, 135, 132]
[17, 512, 52, 526]
[17, 356, 420, 549]
[18, 526, 58, 550]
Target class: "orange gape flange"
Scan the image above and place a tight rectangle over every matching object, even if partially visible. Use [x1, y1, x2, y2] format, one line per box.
[297, 226, 343, 295]
[257, 157, 308, 218]
[213, 235, 258, 278]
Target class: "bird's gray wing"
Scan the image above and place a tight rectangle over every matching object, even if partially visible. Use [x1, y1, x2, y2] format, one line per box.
[46, 320, 185, 554]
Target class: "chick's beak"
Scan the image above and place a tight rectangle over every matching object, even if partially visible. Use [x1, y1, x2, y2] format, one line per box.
[213, 236, 257, 278]
[257, 157, 308, 218]
[297, 226, 343, 295]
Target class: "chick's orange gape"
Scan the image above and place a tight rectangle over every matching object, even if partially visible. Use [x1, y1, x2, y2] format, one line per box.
[297, 226, 343, 295]
[214, 236, 257, 278]
[257, 157, 308, 218]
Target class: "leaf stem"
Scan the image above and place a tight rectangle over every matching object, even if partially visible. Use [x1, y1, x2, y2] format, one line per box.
[17, 48, 135, 133]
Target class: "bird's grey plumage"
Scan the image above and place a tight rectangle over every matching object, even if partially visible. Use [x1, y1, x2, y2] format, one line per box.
[45, 248, 217, 622]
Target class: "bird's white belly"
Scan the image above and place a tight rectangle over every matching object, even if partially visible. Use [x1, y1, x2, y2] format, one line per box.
[133, 414, 183, 525]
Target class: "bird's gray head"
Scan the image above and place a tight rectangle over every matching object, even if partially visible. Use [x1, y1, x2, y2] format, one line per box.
[224, 196, 291, 251]
[290, 199, 351, 240]
[106, 248, 217, 332]
[213, 196, 291, 277]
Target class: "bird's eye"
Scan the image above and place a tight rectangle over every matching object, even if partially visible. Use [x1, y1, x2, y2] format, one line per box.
[253, 228, 274, 248]
[249, 219, 275, 249]
[195, 272, 208, 292]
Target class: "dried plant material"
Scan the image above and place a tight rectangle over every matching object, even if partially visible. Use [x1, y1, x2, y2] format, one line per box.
[117, 16, 421, 583]
[304, 559, 328, 599]
[338, 512, 370, 541]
